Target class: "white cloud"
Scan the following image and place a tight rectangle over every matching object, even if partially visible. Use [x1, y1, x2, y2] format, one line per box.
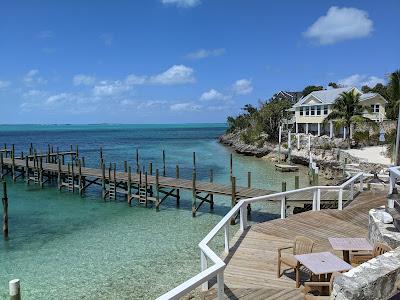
[73, 74, 96, 86]
[186, 48, 225, 59]
[0, 80, 11, 89]
[170, 102, 201, 112]
[46, 93, 70, 105]
[93, 80, 131, 97]
[200, 89, 231, 102]
[150, 65, 195, 85]
[23, 69, 47, 86]
[232, 79, 253, 95]
[22, 90, 47, 99]
[161, 0, 201, 8]
[125, 74, 147, 85]
[137, 100, 168, 110]
[37, 30, 53, 39]
[338, 74, 385, 88]
[100, 33, 113, 46]
[304, 6, 373, 45]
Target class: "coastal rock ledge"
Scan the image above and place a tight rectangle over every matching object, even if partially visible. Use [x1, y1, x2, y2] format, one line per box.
[219, 132, 275, 157]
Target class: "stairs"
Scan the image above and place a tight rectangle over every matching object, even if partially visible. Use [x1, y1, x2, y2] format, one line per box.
[67, 175, 74, 192]
[109, 181, 116, 200]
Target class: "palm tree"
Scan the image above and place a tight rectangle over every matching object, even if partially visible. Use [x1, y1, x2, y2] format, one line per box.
[325, 90, 375, 148]
[388, 70, 400, 165]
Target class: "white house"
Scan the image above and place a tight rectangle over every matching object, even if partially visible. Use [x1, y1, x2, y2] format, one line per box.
[290, 87, 387, 138]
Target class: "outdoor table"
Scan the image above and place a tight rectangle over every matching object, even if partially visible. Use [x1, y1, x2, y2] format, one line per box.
[295, 251, 352, 278]
[328, 237, 373, 263]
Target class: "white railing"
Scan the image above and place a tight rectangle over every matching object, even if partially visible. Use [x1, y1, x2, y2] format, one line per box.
[157, 172, 365, 300]
[388, 166, 400, 208]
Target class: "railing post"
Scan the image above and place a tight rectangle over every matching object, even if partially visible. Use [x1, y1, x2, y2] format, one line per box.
[338, 188, 343, 210]
[224, 224, 229, 254]
[359, 174, 364, 192]
[317, 188, 321, 211]
[280, 196, 286, 219]
[216, 272, 224, 300]
[312, 188, 317, 211]
[239, 204, 247, 231]
[200, 250, 208, 291]
[350, 182, 354, 200]
[389, 172, 395, 195]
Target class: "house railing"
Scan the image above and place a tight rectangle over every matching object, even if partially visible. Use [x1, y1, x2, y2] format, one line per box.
[157, 172, 366, 300]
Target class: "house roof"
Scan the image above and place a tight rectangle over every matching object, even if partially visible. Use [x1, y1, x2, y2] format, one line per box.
[293, 87, 386, 107]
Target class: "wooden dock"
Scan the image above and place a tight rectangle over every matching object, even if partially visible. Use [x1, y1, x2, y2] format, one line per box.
[0, 144, 351, 217]
[203, 190, 386, 299]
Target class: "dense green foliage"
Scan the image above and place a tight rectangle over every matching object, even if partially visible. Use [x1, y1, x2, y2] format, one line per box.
[227, 99, 291, 144]
[302, 85, 323, 96]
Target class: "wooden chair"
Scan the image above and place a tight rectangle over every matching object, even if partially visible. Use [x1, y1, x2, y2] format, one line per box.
[301, 272, 340, 300]
[277, 236, 314, 288]
[351, 242, 393, 265]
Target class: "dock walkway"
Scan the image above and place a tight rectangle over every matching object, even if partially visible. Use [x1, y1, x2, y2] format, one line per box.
[204, 190, 386, 299]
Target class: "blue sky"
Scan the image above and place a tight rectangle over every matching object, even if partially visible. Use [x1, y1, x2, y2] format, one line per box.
[0, 0, 399, 124]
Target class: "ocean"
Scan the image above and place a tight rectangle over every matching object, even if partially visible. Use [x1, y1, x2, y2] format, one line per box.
[0, 124, 308, 299]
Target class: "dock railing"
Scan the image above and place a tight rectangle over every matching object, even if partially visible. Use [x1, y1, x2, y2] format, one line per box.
[389, 166, 400, 208]
[157, 171, 366, 300]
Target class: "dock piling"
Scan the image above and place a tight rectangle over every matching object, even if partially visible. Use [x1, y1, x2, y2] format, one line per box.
[2, 181, 8, 239]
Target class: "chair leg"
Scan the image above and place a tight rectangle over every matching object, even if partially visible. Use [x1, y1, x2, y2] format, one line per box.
[277, 260, 281, 278]
[295, 266, 300, 288]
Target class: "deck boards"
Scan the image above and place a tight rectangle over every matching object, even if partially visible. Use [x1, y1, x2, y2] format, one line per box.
[203, 190, 386, 300]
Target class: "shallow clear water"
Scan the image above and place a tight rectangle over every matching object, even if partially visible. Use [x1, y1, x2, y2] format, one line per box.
[0, 124, 309, 299]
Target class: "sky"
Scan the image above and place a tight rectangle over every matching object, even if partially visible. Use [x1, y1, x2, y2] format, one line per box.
[0, 0, 399, 124]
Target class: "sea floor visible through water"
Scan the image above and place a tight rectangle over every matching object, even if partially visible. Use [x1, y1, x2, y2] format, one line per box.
[0, 124, 310, 299]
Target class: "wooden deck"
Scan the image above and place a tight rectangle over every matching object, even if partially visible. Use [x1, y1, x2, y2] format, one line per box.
[203, 190, 386, 299]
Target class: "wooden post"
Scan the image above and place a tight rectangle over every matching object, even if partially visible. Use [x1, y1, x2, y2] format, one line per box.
[136, 149, 139, 174]
[127, 166, 132, 205]
[57, 159, 61, 190]
[29, 143, 33, 155]
[11, 146, 16, 182]
[144, 171, 148, 207]
[25, 156, 29, 184]
[162, 150, 166, 176]
[102, 163, 106, 200]
[0, 153, 3, 179]
[230, 153, 233, 177]
[113, 163, 117, 201]
[39, 157, 44, 188]
[193, 152, 196, 171]
[281, 182, 287, 219]
[295, 175, 299, 189]
[76, 145, 79, 158]
[192, 169, 196, 217]
[78, 160, 83, 196]
[4, 144, 7, 158]
[176, 165, 180, 206]
[209, 169, 214, 210]
[2, 181, 8, 239]
[9, 279, 20, 300]
[155, 169, 160, 211]
[149, 162, 153, 176]
[70, 159, 74, 192]
[230, 176, 236, 225]
[278, 126, 282, 163]
[99, 147, 103, 168]
[287, 130, 292, 164]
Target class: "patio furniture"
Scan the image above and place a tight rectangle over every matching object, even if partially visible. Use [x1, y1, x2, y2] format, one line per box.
[277, 236, 314, 288]
[351, 242, 393, 265]
[295, 252, 351, 285]
[328, 237, 373, 263]
[301, 272, 341, 300]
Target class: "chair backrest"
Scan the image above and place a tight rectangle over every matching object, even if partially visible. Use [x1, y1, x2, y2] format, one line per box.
[293, 236, 314, 255]
[329, 272, 341, 294]
[372, 242, 393, 257]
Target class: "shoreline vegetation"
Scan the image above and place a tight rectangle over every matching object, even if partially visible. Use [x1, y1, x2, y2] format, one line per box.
[219, 73, 400, 182]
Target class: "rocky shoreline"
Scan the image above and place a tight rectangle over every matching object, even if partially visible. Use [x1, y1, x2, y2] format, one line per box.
[219, 131, 389, 184]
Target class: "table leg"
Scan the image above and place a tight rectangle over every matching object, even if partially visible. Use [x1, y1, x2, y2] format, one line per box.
[343, 250, 350, 263]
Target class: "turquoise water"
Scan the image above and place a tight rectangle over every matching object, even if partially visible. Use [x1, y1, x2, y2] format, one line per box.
[0, 124, 308, 299]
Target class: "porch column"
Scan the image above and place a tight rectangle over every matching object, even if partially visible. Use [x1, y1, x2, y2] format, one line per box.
[329, 121, 333, 139]
[317, 123, 321, 136]
[350, 124, 353, 139]
[343, 127, 347, 140]
[305, 123, 309, 135]
[295, 123, 298, 134]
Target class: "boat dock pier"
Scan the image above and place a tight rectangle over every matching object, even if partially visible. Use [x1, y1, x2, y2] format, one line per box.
[0, 144, 351, 217]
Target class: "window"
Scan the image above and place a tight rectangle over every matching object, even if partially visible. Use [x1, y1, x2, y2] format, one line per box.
[305, 107, 310, 116]
[310, 106, 315, 116]
[371, 104, 379, 113]
[300, 107, 303, 116]
[323, 105, 328, 115]
[316, 106, 321, 116]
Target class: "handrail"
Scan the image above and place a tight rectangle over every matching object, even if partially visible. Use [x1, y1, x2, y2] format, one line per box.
[156, 172, 365, 300]
[389, 166, 400, 196]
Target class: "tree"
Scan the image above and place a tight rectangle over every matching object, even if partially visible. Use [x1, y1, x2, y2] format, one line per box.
[302, 85, 324, 96]
[325, 91, 375, 148]
[328, 82, 340, 89]
[388, 70, 400, 164]
[361, 85, 371, 93]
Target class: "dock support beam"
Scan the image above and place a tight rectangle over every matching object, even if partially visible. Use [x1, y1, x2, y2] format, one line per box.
[2, 181, 8, 239]
[192, 169, 196, 217]
[176, 165, 180, 206]
[209, 169, 214, 210]
[230, 176, 236, 225]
